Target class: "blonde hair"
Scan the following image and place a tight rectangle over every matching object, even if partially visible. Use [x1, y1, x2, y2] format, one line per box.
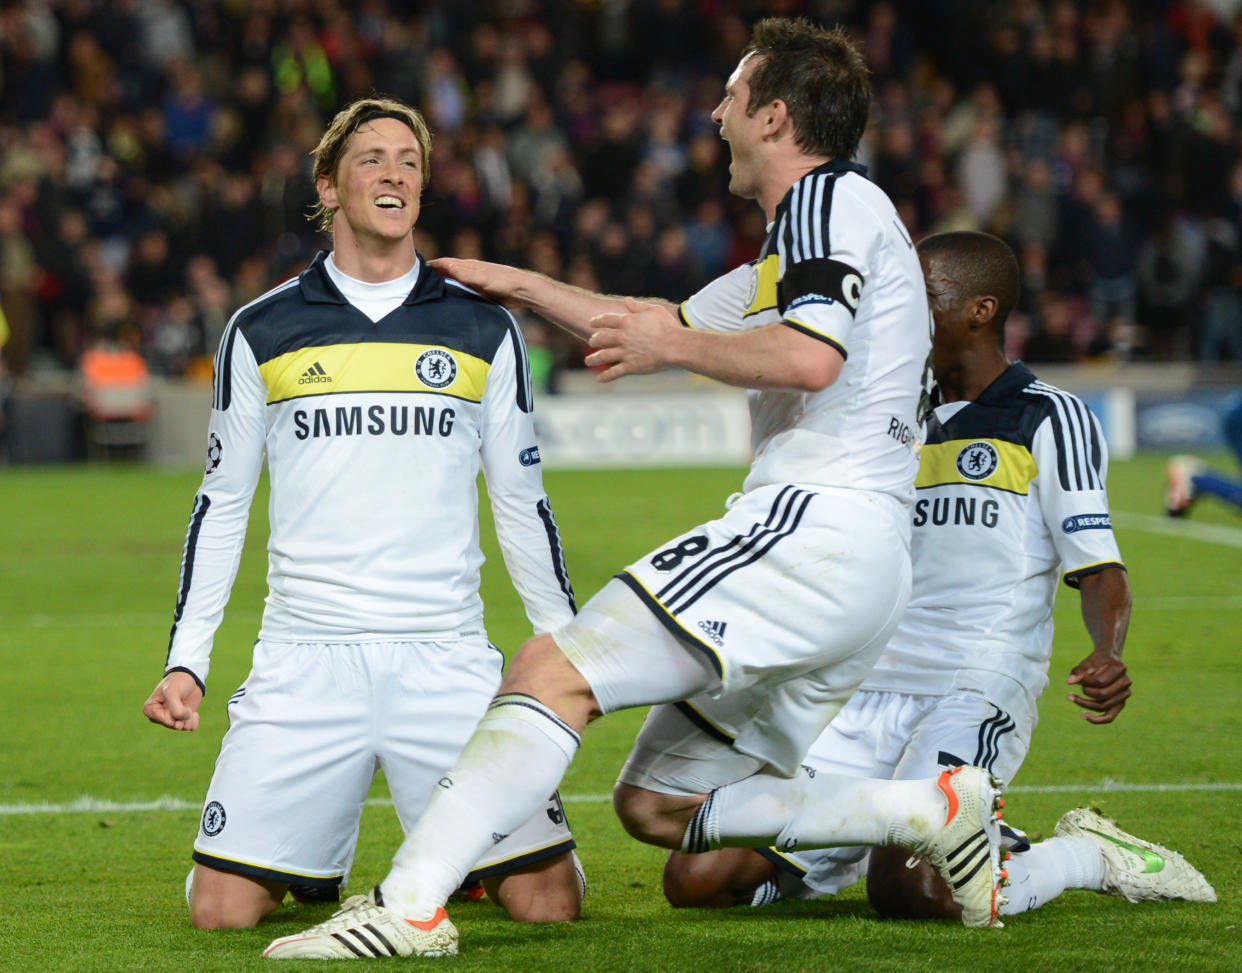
[309, 97, 433, 232]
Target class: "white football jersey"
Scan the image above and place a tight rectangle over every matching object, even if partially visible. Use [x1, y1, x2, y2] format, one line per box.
[861, 363, 1125, 728]
[164, 252, 576, 688]
[679, 161, 930, 500]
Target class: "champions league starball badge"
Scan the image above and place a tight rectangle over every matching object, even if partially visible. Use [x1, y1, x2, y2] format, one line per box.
[205, 433, 223, 474]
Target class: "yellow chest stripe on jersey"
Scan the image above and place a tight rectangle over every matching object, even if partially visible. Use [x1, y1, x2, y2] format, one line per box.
[259, 342, 490, 404]
[916, 438, 1037, 495]
[744, 253, 780, 319]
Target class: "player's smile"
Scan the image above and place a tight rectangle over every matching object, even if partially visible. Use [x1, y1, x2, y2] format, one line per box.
[321, 116, 424, 247]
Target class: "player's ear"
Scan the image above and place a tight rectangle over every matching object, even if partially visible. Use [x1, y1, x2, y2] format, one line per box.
[761, 99, 790, 138]
[970, 295, 999, 330]
[316, 174, 339, 212]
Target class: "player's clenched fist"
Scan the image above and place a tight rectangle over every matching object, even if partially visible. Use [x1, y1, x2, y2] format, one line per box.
[143, 671, 203, 731]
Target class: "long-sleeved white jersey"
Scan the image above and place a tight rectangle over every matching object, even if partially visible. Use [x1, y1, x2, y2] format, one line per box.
[861, 362, 1125, 728]
[678, 160, 930, 502]
[164, 252, 576, 690]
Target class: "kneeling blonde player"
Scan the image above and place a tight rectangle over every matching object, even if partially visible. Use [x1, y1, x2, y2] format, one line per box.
[662, 231, 1216, 916]
[141, 97, 584, 933]
[267, 21, 1007, 961]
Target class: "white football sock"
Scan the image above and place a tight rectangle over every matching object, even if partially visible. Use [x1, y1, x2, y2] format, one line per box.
[998, 835, 1105, 915]
[381, 693, 580, 919]
[683, 768, 944, 854]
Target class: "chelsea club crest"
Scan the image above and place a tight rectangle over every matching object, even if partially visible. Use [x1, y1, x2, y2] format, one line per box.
[415, 349, 458, 389]
[955, 441, 999, 481]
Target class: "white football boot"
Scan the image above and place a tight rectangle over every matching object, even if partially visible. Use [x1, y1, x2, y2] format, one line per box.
[917, 765, 1006, 927]
[263, 886, 458, 959]
[1054, 807, 1216, 903]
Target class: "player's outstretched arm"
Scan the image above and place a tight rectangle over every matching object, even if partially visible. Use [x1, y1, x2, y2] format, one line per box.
[142, 670, 204, 732]
[1066, 566, 1132, 723]
[430, 257, 674, 342]
[586, 299, 842, 391]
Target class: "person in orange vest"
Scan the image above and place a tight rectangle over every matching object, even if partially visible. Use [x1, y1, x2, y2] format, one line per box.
[80, 329, 153, 423]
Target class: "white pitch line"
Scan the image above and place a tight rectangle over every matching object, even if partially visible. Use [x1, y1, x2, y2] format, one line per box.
[5, 782, 1241, 816]
[1112, 510, 1242, 549]
[24, 612, 182, 628]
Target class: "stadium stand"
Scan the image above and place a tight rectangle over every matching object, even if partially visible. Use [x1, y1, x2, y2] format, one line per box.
[0, 0, 1239, 393]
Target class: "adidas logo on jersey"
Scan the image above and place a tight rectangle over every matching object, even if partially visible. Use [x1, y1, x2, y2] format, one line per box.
[298, 361, 332, 384]
[697, 619, 728, 646]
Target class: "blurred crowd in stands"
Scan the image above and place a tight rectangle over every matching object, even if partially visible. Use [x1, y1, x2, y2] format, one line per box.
[1, 0, 1241, 391]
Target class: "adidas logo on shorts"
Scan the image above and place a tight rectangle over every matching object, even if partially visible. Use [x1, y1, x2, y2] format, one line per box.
[697, 619, 728, 646]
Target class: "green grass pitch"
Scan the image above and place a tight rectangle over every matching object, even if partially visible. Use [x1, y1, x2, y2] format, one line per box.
[1, 455, 1238, 971]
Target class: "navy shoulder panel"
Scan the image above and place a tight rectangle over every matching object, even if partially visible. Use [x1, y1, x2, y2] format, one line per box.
[232, 269, 515, 368]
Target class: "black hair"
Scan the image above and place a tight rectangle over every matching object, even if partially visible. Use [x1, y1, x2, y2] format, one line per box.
[917, 231, 1020, 330]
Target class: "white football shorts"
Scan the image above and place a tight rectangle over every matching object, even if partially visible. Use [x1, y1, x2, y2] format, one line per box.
[192, 639, 575, 890]
[758, 688, 1034, 896]
[560, 483, 912, 778]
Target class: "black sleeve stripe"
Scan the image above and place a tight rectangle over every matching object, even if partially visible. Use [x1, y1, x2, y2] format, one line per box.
[1074, 396, 1102, 489]
[536, 498, 576, 613]
[1025, 385, 1071, 489]
[790, 173, 845, 263]
[1060, 393, 1085, 490]
[1035, 403, 1068, 490]
[794, 177, 812, 260]
[1028, 383, 1104, 491]
[212, 317, 241, 412]
[777, 208, 792, 268]
[791, 174, 830, 262]
[213, 278, 304, 406]
[503, 310, 533, 414]
[1088, 408, 1104, 478]
[791, 176, 809, 261]
[166, 493, 211, 665]
[1063, 392, 1092, 489]
[1079, 398, 1104, 488]
[811, 173, 829, 259]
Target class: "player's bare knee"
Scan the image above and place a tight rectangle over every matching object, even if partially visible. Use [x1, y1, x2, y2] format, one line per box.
[612, 782, 660, 844]
[501, 884, 581, 923]
[613, 782, 696, 848]
[664, 848, 777, 908]
[188, 868, 283, 929]
[189, 890, 265, 929]
[485, 853, 583, 923]
[662, 852, 712, 908]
